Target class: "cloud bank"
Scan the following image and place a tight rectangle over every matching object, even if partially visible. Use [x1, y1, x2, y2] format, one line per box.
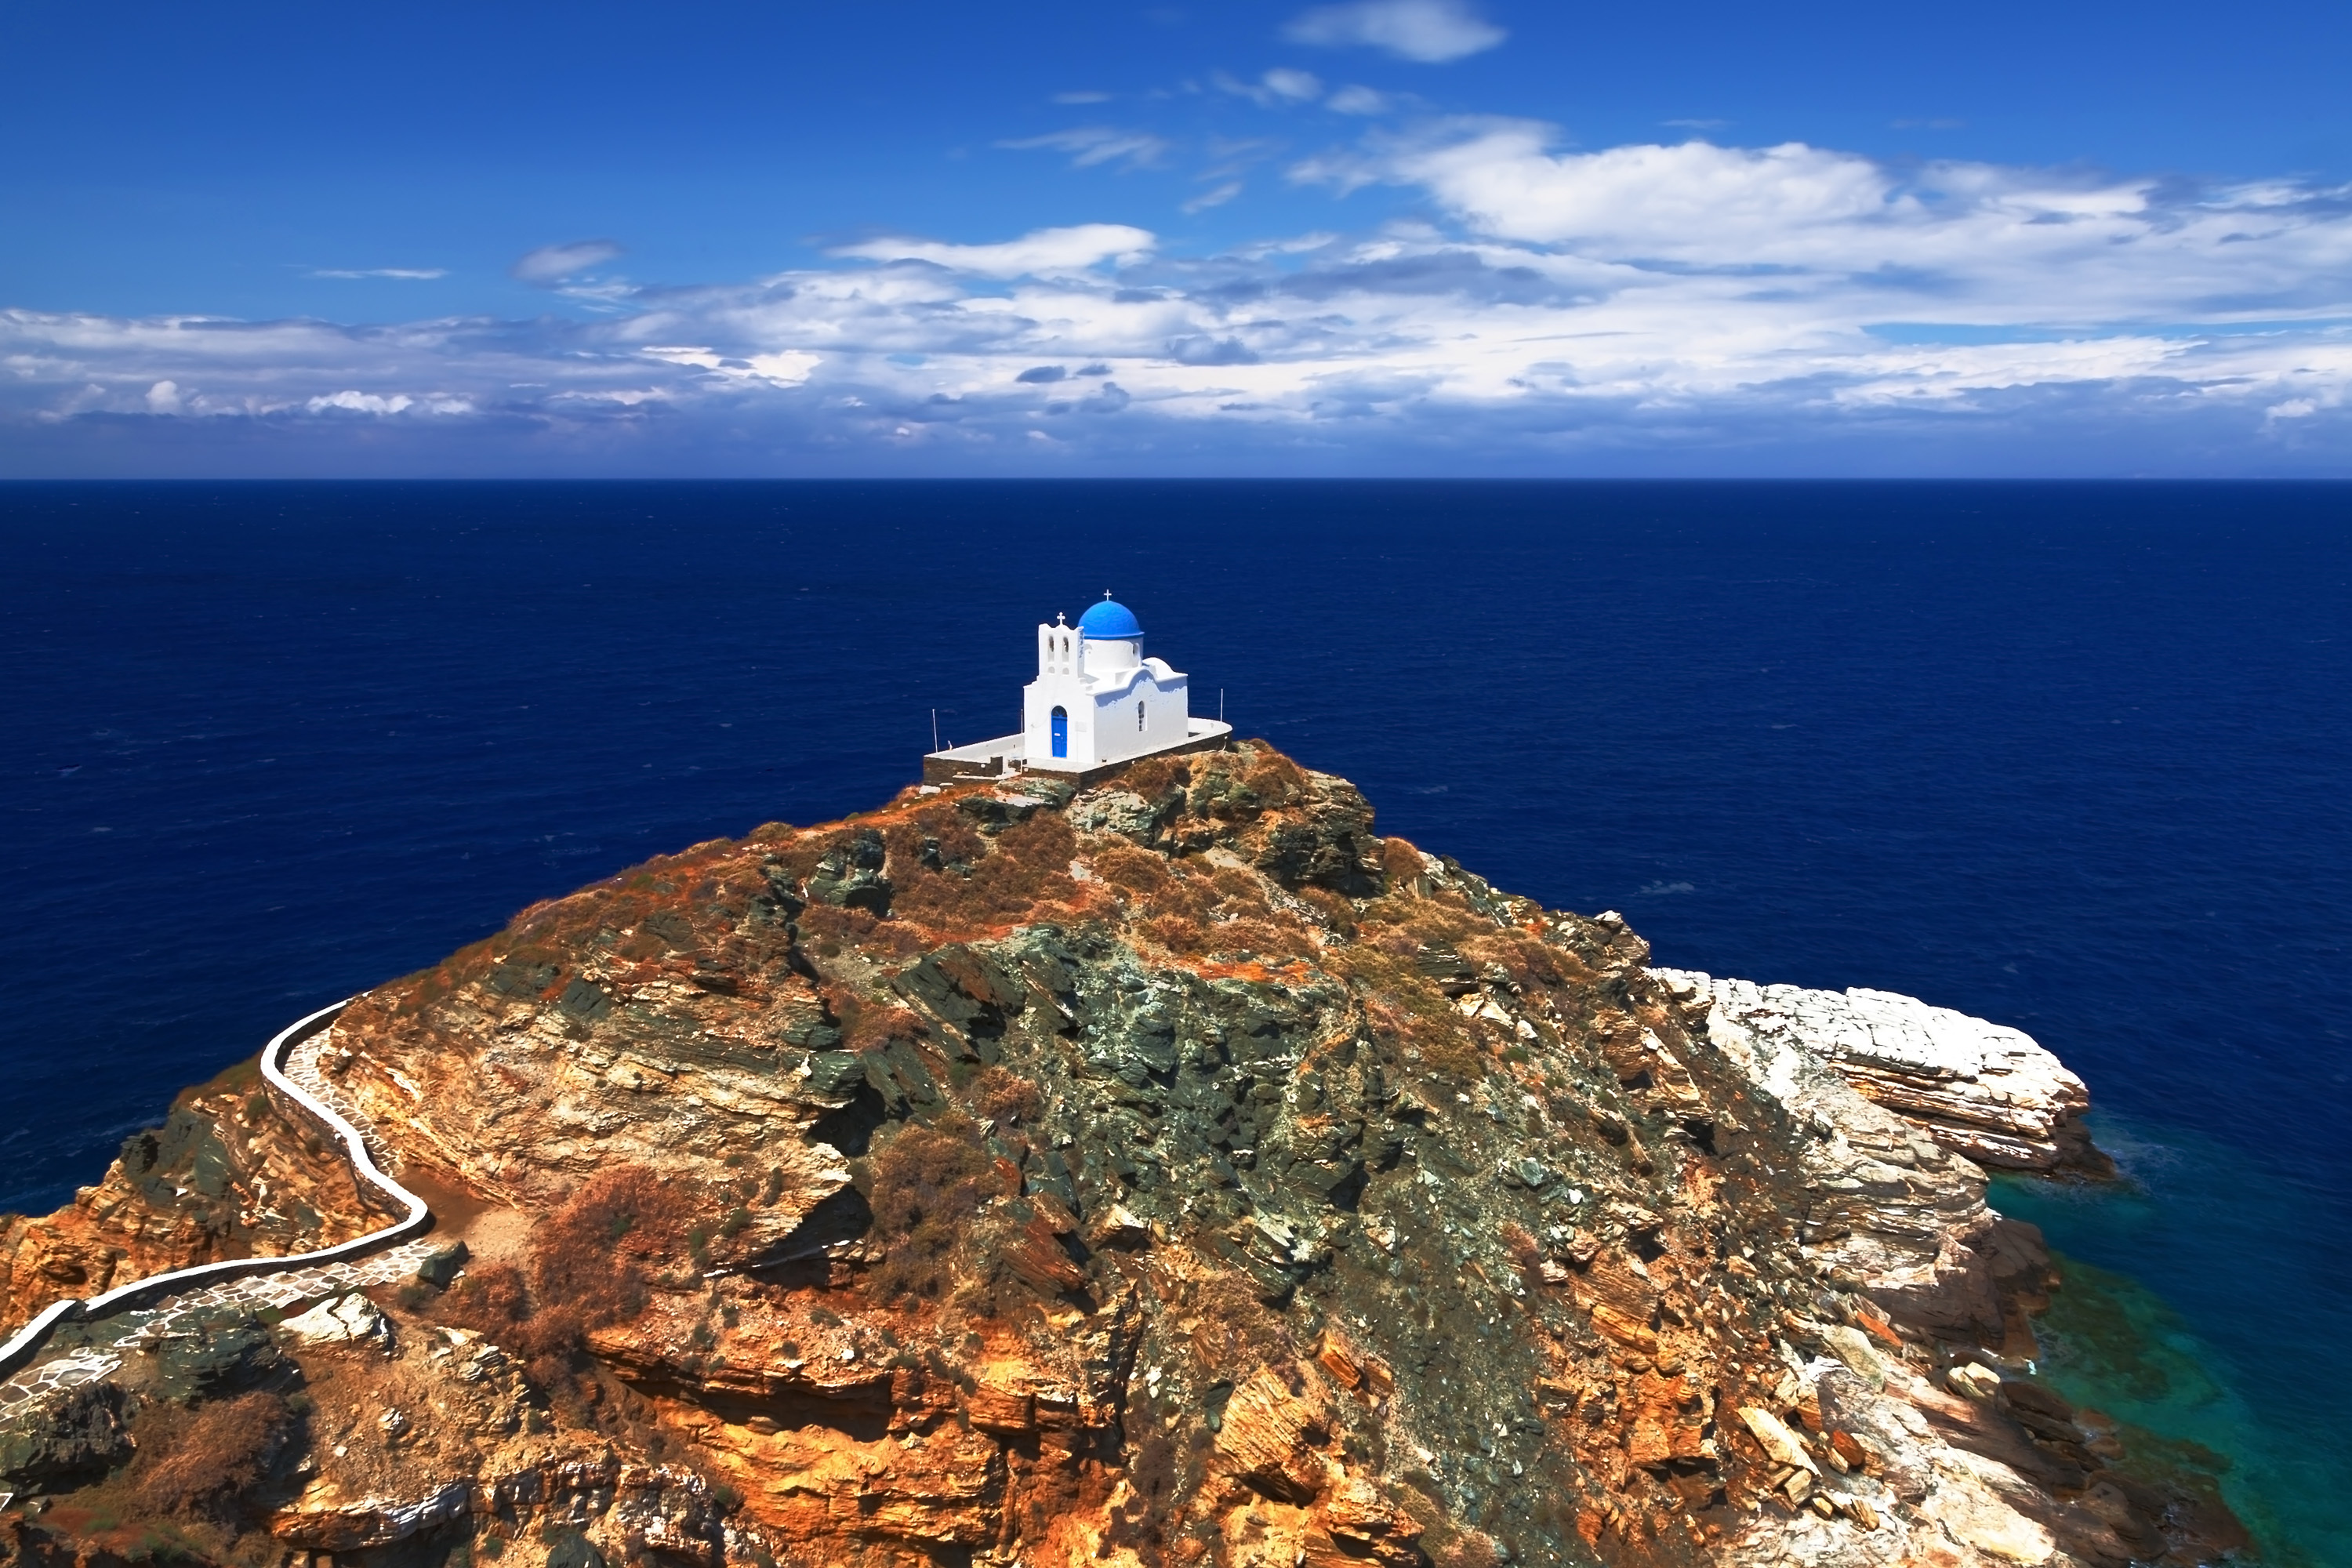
[8, 122, 2352, 475]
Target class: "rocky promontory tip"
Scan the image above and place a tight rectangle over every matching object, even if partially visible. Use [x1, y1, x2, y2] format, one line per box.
[1654, 973, 2103, 1176]
[0, 744, 2240, 1567]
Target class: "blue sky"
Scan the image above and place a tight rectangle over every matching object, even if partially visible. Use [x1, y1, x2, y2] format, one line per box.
[5, 0, 2350, 475]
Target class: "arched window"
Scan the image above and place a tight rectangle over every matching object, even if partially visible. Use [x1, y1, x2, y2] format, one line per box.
[1050, 706, 1069, 759]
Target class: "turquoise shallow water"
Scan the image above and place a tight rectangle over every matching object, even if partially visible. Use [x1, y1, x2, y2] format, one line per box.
[2, 480, 2348, 1559]
[1996, 1118, 2352, 1565]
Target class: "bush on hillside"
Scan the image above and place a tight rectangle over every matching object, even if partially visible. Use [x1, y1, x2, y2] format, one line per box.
[867, 1116, 996, 1302]
[131, 1391, 293, 1518]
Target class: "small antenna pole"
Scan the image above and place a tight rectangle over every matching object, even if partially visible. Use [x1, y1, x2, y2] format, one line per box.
[931, 709, 940, 753]
[1220, 688, 1225, 723]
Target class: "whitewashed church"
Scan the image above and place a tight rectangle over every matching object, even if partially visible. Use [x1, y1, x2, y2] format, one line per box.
[922, 596, 1232, 784]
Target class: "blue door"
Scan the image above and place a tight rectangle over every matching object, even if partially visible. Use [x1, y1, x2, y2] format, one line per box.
[1051, 706, 1068, 758]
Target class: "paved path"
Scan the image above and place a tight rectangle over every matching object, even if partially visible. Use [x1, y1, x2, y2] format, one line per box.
[283, 1025, 405, 1172]
[0, 1001, 441, 1414]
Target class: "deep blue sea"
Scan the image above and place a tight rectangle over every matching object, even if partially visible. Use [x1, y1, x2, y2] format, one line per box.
[5, 481, 2348, 1561]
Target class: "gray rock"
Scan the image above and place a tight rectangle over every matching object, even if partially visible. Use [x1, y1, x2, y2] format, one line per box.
[545, 1527, 611, 1568]
[1813, 1366, 1930, 1502]
[488, 960, 559, 999]
[281, 1293, 394, 1348]
[1069, 789, 1178, 844]
[807, 829, 891, 913]
[416, 1240, 470, 1290]
[557, 977, 613, 1022]
[151, 1319, 285, 1403]
[0, 1379, 129, 1487]
[804, 1052, 869, 1098]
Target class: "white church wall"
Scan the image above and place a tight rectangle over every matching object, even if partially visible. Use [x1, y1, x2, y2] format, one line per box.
[1036, 624, 1081, 677]
[1083, 636, 1142, 673]
[1022, 684, 1090, 768]
[1014, 608, 1198, 773]
[1087, 667, 1189, 767]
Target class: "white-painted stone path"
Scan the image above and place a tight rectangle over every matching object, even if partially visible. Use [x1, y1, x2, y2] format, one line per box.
[0, 1000, 441, 1414]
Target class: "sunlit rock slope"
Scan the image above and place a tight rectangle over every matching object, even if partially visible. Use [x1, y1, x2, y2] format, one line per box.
[0, 745, 2241, 1568]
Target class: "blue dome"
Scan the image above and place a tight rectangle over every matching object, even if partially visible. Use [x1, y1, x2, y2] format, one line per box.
[1076, 597, 1144, 640]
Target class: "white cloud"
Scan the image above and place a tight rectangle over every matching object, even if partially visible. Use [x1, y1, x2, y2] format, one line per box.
[308, 390, 413, 413]
[1263, 67, 1323, 100]
[1284, 0, 1505, 63]
[1304, 120, 2352, 320]
[1216, 68, 1323, 106]
[512, 241, 622, 284]
[996, 125, 1171, 171]
[309, 267, 449, 281]
[1361, 128, 1891, 257]
[829, 223, 1156, 277]
[641, 345, 821, 385]
[9, 123, 2352, 474]
[303, 390, 473, 415]
[1327, 85, 1395, 115]
[1184, 181, 1245, 212]
[1052, 90, 1112, 104]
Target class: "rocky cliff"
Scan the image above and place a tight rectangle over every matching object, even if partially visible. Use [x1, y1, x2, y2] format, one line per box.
[0, 1063, 388, 1324]
[0, 746, 2241, 1568]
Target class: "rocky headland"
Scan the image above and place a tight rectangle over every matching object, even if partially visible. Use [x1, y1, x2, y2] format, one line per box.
[0, 745, 2242, 1567]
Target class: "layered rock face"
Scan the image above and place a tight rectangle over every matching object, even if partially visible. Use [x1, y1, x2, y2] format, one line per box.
[0, 746, 2238, 1568]
[1653, 975, 2099, 1173]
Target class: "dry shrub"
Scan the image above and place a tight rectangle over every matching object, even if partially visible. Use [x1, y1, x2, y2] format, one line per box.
[1240, 750, 1308, 807]
[1330, 946, 1482, 1080]
[825, 985, 924, 1051]
[965, 1065, 1042, 1129]
[868, 1115, 997, 1301]
[1091, 841, 1171, 898]
[1207, 863, 1269, 912]
[800, 903, 923, 958]
[766, 829, 846, 887]
[132, 1391, 292, 1518]
[1499, 1221, 1542, 1286]
[1459, 929, 1561, 989]
[1096, 845, 1221, 929]
[1120, 755, 1192, 797]
[443, 1261, 535, 1343]
[1362, 895, 1481, 953]
[445, 1165, 701, 1382]
[1297, 885, 1358, 935]
[892, 813, 1082, 931]
[535, 1166, 699, 1304]
[1144, 913, 1207, 952]
[1381, 837, 1430, 894]
[881, 808, 986, 877]
[1209, 917, 1315, 962]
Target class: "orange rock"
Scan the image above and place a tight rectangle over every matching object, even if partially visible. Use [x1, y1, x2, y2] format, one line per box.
[1316, 1334, 1363, 1391]
[1004, 1218, 1089, 1294]
[1214, 1365, 1334, 1504]
[966, 1384, 1036, 1433]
